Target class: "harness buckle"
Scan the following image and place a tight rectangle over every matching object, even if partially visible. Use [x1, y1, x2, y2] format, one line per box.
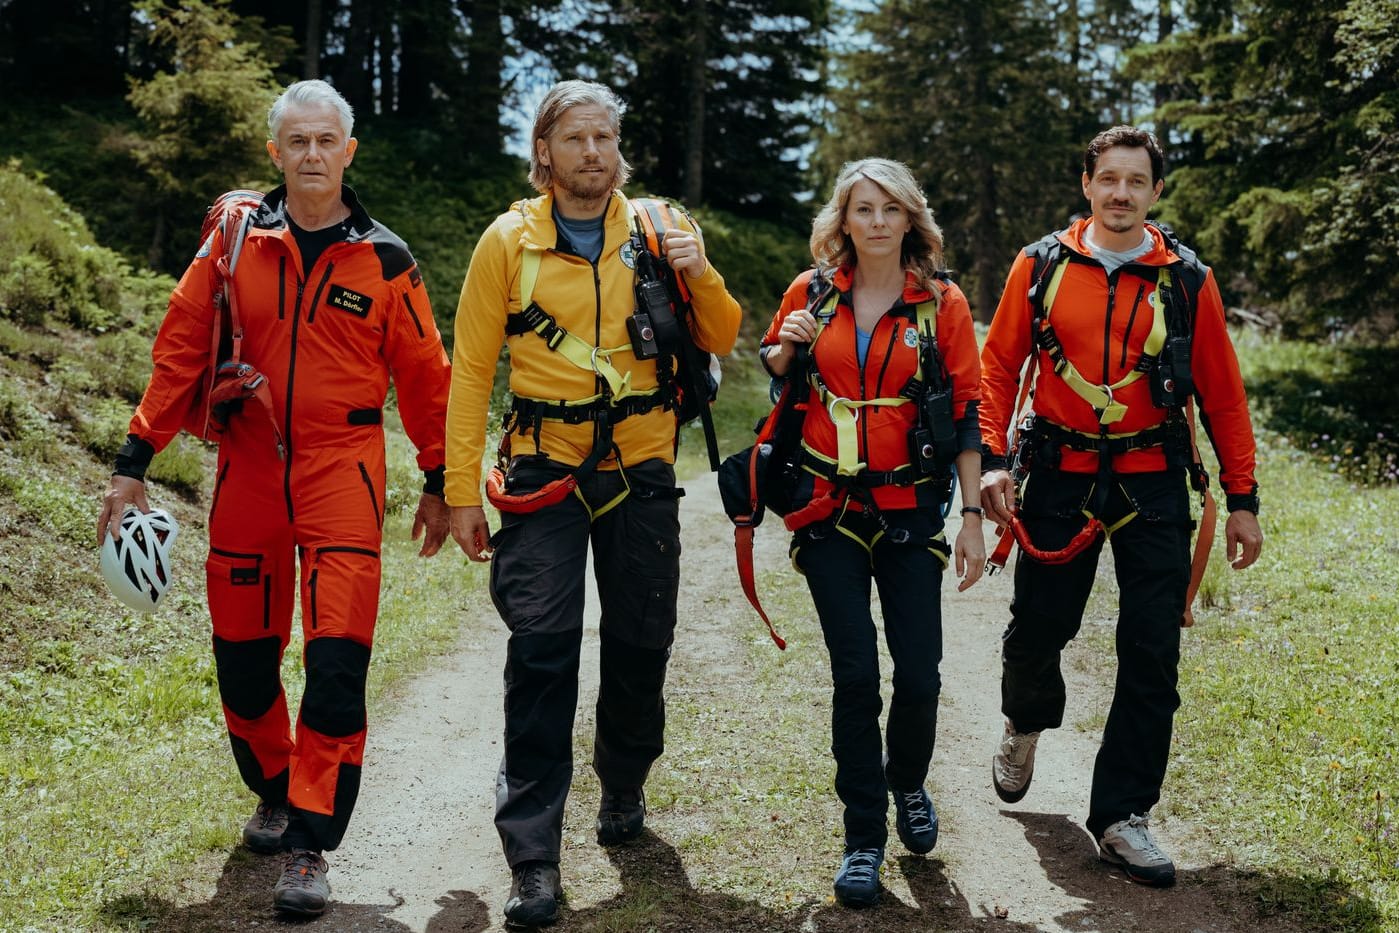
[827, 395, 856, 422]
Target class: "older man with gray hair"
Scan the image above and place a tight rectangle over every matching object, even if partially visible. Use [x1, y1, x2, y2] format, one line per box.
[445, 79, 741, 928]
[98, 78, 452, 917]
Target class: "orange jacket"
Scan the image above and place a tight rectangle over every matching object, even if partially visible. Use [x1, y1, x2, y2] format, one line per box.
[129, 185, 450, 473]
[761, 265, 981, 513]
[979, 218, 1257, 496]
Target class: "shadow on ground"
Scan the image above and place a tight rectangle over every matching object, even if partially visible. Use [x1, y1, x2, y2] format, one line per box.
[1003, 810, 1386, 933]
[100, 849, 490, 933]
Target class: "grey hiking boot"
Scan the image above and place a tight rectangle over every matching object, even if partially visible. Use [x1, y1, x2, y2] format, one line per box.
[504, 860, 563, 928]
[833, 846, 883, 907]
[242, 801, 290, 854]
[273, 848, 331, 916]
[1098, 814, 1176, 887]
[892, 786, 939, 854]
[992, 720, 1040, 803]
[596, 785, 645, 846]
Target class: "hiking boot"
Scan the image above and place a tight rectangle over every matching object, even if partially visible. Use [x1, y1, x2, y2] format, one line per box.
[1098, 814, 1176, 887]
[892, 786, 939, 854]
[504, 860, 563, 928]
[595, 785, 645, 847]
[833, 846, 883, 907]
[992, 720, 1040, 803]
[241, 801, 290, 854]
[272, 848, 330, 917]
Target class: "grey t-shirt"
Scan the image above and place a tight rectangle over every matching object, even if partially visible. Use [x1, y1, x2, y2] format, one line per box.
[1084, 223, 1152, 276]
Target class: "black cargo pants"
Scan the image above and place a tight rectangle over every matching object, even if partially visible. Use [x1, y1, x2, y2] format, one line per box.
[1000, 466, 1192, 839]
[488, 457, 681, 868]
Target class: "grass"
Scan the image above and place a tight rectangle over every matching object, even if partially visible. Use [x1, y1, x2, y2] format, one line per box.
[5, 264, 1397, 932]
[1072, 329, 1399, 932]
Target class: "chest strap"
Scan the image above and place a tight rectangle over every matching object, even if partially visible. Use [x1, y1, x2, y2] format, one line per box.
[805, 288, 939, 476]
[1036, 260, 1170, 425]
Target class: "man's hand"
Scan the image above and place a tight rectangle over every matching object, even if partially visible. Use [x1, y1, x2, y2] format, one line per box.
[980, 469, 1016, 527]
[661, 227, 708, 279]
[412, 494, 450, 557]
[450, 505, 493, 563]
[98, 475, 149, 545]
[1225, 510, 1263, 570]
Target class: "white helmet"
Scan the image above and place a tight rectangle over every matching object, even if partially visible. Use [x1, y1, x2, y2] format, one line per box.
[100, 507, 180, 611]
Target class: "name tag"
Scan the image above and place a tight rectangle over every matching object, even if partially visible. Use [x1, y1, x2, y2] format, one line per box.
[327, 284, 372, 318]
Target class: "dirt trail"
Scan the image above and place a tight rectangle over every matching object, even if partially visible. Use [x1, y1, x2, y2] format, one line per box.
[166, 478, 1304, 932]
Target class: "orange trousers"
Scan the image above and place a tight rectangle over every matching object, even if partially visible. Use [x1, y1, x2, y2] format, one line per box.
[205, 414, 386, 851]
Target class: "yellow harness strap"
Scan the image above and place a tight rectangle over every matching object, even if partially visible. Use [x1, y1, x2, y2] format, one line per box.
[806, 290, 938, 476]
[518, 247, 640, 401]
[1039, 261, 1169, 425]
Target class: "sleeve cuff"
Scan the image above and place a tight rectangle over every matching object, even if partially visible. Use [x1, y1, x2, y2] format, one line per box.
[1225, 491, 1259, 514]
[113, 434, 155, 482]
[980, 442, 1008, 474]
[422, 465, 446, 498]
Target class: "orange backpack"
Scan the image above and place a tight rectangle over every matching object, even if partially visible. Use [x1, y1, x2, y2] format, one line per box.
[181, 189, 284, 459]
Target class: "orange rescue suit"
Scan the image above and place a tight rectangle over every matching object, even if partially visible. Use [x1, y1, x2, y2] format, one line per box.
[127, 185, 451, 851]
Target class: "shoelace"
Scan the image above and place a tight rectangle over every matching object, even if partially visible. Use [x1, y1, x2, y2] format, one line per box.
[283, 851, 326, 888]
[517, 865, 553, 899]
[899, 792, 934, 831]
[1118, 815, 1168, 863]
[256, 803, 287, 830]
[842, 848, 881, 883]
[1001, 732, 1037, 773]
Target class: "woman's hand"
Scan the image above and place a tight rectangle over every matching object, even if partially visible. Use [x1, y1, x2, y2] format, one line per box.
[953, 512, 986, 591]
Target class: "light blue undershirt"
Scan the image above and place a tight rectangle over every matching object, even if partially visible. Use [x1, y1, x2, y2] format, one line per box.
[855, 326, 872, 367]
[553, 206, 605, 264]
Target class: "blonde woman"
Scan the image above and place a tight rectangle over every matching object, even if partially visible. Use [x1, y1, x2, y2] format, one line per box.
[760, 158, 984, 906]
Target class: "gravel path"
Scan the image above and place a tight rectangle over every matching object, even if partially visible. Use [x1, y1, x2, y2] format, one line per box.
[160, 477, 1304, 932]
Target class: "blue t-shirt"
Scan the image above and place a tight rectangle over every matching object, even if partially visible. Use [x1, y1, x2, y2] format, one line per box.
[553, 206, 605, 264]
[855, 326, 872, 367]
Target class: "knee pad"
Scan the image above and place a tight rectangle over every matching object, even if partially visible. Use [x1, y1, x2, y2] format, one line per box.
[213, 635, 284, 720]
[301, 637, 371, 738]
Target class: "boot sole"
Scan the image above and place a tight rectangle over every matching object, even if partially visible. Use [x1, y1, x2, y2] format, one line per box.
[991, 763, 1032, 804]
[1098, 849, 1176, 887]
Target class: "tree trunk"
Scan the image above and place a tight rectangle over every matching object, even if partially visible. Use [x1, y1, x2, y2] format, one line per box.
[462, 0, 504, 155]
[1154, 0, 1175, 148]
[304, 0, 322, 79]
[682, 0, 707, 206]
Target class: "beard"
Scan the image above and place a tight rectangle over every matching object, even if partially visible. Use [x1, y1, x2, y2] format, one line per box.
[556, 162, 620, 202]
[1098, 204, 1139, 233]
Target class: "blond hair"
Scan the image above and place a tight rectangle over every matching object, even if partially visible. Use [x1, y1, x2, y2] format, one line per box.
[528, 80, 634, 194]
[810, 158, 944, 290]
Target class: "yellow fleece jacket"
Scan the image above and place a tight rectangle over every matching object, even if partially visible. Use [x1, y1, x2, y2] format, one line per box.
[445, 190, 742, 507]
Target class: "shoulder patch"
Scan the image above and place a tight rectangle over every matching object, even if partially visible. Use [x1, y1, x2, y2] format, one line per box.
[363, 221, 415, 281]
[409, 265, 423, 288]
[195, 231, 214, 259]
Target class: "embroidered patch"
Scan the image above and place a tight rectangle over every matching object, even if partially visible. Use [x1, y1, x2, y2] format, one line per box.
[408, 265, 423, 288]
[195, 232, 214, 259]
[620, 240, 637, 270]
[904, 327, 920, 348]
[327, 284, 373, 318]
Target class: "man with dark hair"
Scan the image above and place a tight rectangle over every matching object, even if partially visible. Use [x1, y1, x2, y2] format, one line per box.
[979, 124, 1263, 886]
[98, 78, 452, 917]
[445, 79, 741, 927]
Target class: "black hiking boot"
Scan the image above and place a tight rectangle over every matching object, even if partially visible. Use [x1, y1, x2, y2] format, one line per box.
[595, 785, 645, 846]
[504, 860, 563, 928]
